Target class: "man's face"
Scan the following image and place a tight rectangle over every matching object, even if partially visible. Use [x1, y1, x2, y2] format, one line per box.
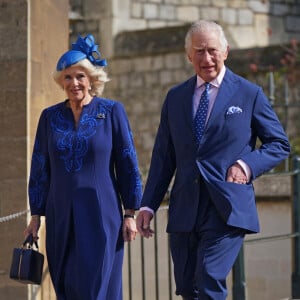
[187, 30, 228, 82]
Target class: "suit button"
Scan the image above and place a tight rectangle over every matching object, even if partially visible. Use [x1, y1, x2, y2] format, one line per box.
[194, 178, 199, 184]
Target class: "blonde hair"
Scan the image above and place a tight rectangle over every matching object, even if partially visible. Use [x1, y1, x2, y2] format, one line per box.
[53, 58, 110, 97]
[185, 20, 228, 54]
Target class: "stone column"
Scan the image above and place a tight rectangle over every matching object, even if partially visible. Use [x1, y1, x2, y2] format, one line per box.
[0, 0, 68, 298]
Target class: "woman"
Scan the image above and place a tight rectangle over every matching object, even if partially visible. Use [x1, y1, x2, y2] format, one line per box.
[24, 34, 142, 300]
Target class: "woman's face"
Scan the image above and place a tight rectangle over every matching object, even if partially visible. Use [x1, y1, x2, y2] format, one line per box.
[61, 66, 91, 103]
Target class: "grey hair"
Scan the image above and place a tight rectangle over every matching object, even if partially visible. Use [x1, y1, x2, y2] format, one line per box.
[185, 20, 228, 54]
[53, 58, 110, 97]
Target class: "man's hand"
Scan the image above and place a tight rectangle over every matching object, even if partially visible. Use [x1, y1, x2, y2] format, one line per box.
[136, 210, 154, 238]
[226, 163, 248, 184]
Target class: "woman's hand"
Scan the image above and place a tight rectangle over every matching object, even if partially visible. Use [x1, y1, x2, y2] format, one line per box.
[23, 215, 41, 242]
[122, 209, 137, 242]
[122, 217, 138, 242]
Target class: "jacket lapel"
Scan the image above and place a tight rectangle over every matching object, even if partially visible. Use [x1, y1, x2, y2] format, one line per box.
[205, 69, 240, 130]
[182, 76, 197, 133]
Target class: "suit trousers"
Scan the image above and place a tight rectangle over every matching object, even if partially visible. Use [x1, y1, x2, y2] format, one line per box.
[169, 179, 245, 300]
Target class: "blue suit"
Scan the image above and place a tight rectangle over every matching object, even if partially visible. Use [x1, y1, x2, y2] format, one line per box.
[141, 69, 290, 299]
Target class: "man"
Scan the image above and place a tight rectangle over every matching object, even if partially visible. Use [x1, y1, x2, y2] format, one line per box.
[136, 20, 290, 300]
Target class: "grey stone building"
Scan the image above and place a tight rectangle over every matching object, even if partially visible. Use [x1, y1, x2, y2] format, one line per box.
[0, 0, 299, 299]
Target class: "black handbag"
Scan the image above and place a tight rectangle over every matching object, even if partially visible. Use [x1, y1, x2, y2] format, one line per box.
[9, 234, 44, 285]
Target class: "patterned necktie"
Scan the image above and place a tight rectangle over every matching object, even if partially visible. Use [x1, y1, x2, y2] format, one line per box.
[194, 82, 210, 144]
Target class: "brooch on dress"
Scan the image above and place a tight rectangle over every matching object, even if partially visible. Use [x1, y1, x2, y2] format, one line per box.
[96, 113, 106, 119]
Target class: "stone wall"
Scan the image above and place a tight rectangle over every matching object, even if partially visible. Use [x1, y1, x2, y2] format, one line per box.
[0, 1, 68, 299]
[105, 49, 194, 173]
[0, 0, 298, 299]
[120, 0, 300, 49]
[70, 0, 300, 57]
[0, 1, 28, 298]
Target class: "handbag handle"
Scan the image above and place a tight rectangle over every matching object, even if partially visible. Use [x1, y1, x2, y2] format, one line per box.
[23, 234, 39, 250]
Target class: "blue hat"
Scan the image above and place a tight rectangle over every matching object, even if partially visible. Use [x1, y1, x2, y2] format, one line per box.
[56, 34, 107, 71]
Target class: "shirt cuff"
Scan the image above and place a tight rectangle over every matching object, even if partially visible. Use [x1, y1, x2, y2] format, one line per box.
[237, 159, 252, 182]
[139, 206, 154, 215]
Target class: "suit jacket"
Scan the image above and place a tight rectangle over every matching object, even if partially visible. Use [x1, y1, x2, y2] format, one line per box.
[142, 68, 290, 233]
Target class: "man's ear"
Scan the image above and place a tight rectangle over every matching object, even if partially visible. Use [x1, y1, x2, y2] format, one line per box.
[224, 46, 229, 60]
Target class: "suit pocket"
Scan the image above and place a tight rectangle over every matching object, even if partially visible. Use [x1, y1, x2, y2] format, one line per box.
[207, 180, 259, 232]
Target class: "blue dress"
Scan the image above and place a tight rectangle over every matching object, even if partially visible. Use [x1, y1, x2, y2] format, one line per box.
[28, 97, 142, 300]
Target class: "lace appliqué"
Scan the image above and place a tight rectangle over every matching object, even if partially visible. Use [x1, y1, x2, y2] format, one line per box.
[50, 101, 113, 172]
[29, 140, 50, 213]
[121, 131, 143, 199]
